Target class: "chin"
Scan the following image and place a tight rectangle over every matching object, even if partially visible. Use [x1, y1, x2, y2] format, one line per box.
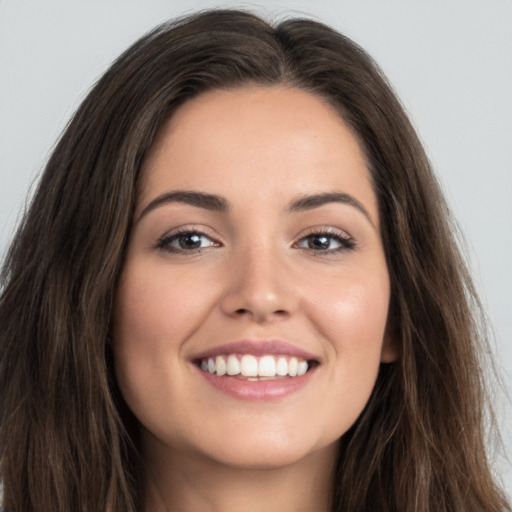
[190, 427, 338, 471]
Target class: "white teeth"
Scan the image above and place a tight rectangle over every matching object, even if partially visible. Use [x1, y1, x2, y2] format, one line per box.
[288, 357, 298, 377]
[200, 354, 312, 378]
[227, 354, 241, 375]
[240, 354, 258, 377]
[297, 360, 308, 376]
[276, 357, 288, 376]
[258, 355, 276, 377]
[216, 355, 227, 376]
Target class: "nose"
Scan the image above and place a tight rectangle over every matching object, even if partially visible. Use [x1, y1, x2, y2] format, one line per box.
[220, 243, 297, 324]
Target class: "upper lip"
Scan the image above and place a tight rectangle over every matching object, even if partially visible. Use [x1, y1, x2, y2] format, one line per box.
[192, 339, 319, 362]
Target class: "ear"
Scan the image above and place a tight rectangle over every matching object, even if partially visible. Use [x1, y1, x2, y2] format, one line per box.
[380, 331, 400, 363]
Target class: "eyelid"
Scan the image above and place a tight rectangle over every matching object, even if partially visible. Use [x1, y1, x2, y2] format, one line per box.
[153, 224, 356, 256]
[293, 226, 356, 253]
[155, 225, 223, 253]
[297, 225, 352, 238]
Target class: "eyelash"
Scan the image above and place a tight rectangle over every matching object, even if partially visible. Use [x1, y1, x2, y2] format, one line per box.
[295, 227, 356, 254]
[155, 227, 356, 255]
[155, 227, 218, 254]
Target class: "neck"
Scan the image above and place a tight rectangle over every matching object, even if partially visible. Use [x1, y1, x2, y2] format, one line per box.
[143, 441, 337, 512]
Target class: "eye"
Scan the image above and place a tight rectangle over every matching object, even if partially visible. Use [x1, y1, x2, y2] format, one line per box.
[156, 229, 218, 254]
[296, 230, 355, 254]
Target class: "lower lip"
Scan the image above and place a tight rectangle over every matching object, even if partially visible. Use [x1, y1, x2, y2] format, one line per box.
[196, 367, 315, 400]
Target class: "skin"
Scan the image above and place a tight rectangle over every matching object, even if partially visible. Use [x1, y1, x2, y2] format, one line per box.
[113, 86, 396, 512]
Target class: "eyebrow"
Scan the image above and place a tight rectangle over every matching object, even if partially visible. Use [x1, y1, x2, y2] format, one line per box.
[137, 189, 374, 226]
[137, 190, 229, 221]
[287, 192, 374, 226]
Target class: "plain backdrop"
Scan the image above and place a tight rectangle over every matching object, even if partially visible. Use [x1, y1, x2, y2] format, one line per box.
[1, 0, 511, 497]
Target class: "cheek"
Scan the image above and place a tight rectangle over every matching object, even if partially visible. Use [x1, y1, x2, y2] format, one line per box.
[112, 265, 192, 393]
[112, 261, 227, 391]
[302, 264, 390, 426]
[306, 262, 390, 353]
[112, 263, 221, 437]
[113, 264, 214, 352]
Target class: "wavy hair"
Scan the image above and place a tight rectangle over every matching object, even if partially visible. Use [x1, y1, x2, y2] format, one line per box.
[0, 9, 509, 512]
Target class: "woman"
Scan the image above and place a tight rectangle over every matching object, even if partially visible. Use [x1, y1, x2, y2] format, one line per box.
[0, 9, 509, 512]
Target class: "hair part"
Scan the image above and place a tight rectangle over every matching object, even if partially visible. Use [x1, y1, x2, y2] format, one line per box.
[0, 9, 509, 512]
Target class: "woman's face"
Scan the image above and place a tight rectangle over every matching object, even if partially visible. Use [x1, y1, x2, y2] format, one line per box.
[113, 86, 395, 470]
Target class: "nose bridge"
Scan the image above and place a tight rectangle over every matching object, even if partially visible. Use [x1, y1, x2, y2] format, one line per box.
[220, 233, 295, 322]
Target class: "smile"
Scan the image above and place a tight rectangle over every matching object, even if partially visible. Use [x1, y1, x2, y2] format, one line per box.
[192, 340, 320, 400]
[199, 354, 311, 379]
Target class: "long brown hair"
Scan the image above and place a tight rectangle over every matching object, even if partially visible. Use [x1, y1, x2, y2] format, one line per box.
[0, 9, 509, 512]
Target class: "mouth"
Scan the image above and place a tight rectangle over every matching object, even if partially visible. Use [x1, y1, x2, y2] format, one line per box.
[195, 354, 319, 380]
[191, 340, 320, 400]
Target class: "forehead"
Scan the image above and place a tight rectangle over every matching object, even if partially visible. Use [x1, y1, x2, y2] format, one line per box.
[139, 86, 378, 223]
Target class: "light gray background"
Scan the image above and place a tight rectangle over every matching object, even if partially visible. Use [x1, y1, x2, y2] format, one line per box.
[1, 0, 511, 497]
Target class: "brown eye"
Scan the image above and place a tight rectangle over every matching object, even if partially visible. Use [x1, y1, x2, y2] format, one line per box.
[296, 231, 355, 253]
[177, 233, 204, 250]
[157, 230, 218, 253]
[305, 234, 334, 250]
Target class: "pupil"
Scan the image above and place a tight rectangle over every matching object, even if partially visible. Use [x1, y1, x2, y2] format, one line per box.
[180, 233, 201, 249]
[309, 235, 330, 250]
